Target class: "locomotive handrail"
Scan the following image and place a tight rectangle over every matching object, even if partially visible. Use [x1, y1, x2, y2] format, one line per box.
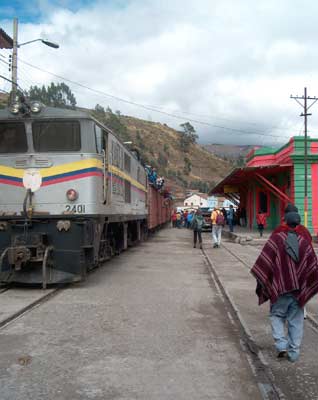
[42, 246, 53, 290]
[0, 248, 13, 283]
[102, 149, 108, 204]
[0, 248, 10, 271]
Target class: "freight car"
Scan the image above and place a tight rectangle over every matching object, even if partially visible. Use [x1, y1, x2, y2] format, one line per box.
[0, 98, 171, 287]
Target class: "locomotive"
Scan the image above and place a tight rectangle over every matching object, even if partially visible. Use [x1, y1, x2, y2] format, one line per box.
[0, 98, 171, 287]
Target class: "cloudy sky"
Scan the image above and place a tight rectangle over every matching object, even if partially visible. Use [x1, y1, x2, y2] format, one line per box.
[1, 0, 318, 145]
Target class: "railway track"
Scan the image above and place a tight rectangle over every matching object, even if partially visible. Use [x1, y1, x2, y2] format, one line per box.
[0, 285, 64, 330]
[201, 242, 284, 400]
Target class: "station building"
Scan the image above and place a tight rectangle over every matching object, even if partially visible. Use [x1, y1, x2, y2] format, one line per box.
[210, 136, 318, 234]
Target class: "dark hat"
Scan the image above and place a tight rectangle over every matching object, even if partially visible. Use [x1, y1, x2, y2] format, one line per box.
[285, 204, 298, 214]
[285, 211, 301, 227]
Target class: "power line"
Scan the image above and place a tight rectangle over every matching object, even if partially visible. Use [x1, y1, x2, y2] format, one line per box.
[18, 58, 295, 140]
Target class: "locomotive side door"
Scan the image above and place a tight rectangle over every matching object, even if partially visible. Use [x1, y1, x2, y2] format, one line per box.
[95, 124, 108, 204]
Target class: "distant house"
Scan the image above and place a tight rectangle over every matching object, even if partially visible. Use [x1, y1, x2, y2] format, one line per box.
[207, 196, 236, 209]
[184, 194, 208, 208]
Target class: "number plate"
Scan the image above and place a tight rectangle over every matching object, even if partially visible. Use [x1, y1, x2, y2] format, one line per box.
[65, 204, 86, 213]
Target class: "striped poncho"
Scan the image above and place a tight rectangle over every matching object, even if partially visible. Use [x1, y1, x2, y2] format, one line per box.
[251, 230, 318, 307]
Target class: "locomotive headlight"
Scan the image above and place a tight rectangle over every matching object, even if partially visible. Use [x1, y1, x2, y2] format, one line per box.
[66, 189, 78, 201]
[10, 102, 20, 114]
[30, 101, 42, 113]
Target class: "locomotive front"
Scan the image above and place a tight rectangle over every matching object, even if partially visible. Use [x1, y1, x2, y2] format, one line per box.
[0, 100, 106, 286]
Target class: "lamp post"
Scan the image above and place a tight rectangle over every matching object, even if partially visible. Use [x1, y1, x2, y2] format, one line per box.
[11, 18, 59, 97]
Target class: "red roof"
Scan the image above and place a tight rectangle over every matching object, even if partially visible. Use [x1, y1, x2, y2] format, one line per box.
[209, 164, 291, 195]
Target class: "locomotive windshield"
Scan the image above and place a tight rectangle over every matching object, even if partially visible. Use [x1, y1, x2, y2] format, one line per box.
[0, 122, 27, 153]
[32, 120, 81, 152]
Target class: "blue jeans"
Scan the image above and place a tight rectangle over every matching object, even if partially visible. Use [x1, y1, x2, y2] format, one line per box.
[228, 218, 234, 232]
[212, 225, 222, 245]
[269, 294, 304, 361]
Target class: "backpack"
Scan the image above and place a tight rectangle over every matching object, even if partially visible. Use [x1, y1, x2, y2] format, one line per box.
[216, 213, 225, 226]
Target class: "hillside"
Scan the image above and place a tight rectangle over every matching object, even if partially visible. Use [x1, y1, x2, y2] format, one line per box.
[117, 115, 232, 198]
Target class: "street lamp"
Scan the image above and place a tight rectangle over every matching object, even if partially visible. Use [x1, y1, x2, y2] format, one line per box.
[18, 38, 59, 49]
[11, 18, 59, 97]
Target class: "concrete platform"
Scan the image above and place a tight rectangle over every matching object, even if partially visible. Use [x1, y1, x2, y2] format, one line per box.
[0, 228, 263, 400]
[222, 226, 270, 246]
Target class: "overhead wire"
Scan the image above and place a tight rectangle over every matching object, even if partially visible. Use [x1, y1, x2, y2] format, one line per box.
[19, 57, 315, 142]
[18, 58, 296, 140]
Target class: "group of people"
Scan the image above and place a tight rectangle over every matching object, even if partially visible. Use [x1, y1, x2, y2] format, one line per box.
[188, 207, 225, 249]
[171, 209, 194, 229]
[145, 165, 165, 190]
[217, 206, 247, 230]
[182, 203, 318, 362]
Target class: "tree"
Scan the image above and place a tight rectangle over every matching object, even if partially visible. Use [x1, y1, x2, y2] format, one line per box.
[28, 82, 77, 108]
[183, 156, 192, 175]
[94, 104, 106, 116]
[179, 122, 198, 152]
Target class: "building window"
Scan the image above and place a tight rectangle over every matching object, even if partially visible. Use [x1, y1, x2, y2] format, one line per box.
[185, 202, 188, 206]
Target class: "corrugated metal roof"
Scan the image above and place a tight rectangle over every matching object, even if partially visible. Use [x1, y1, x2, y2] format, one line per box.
[0, 28, 13, 49]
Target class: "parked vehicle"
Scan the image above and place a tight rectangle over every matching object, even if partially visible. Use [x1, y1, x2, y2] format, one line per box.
[199, 207, 212, 231]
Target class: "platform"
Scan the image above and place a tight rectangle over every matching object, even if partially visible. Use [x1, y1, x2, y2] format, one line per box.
[0, 227, 263, 400]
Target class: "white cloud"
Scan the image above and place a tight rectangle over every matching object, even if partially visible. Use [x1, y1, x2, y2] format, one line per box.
[1, 0, 318, 145]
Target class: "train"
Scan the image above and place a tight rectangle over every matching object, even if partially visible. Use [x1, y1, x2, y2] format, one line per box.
[0, 98, 172, 287]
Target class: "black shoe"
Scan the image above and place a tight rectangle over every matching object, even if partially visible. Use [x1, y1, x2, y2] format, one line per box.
[277, 350, 287, 358]
[193, 244, 196, 248]
[213, 244, 217, 248]
[199, 244, 202, 249]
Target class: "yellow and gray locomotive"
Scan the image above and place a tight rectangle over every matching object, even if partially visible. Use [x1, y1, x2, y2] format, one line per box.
[0, 99, 148, 286]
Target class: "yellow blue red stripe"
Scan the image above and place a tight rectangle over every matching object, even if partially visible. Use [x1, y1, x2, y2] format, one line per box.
[0, 158, 147, 192]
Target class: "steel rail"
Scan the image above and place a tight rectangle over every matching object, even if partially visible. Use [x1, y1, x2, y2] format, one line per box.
[201, 242, 286, 400]
[0, 286, 66, 331]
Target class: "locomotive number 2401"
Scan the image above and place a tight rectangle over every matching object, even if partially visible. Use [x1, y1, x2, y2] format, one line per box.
[65, 204, 86, 213]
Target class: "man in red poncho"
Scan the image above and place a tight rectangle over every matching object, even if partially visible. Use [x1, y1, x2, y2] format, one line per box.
[251, 211, 318, 362]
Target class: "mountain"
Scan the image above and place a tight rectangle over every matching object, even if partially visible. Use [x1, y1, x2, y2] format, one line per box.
[204, 144, 255, 164]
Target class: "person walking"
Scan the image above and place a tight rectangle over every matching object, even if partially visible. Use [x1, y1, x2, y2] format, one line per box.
[251, 211, 318, 362]
[191, 209, 204, 249]
[227, 205, 234, 233]
[187, 211, 194, 229]
[176, 212, 181, 228]
[211, 207, 224, 248]
[171, 210, 177, 228]
[256, 210, 267, 237]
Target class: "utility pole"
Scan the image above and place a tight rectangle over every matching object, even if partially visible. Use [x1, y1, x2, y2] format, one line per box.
[11, 17, 18, 98]
[291, 87, 318, 227]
